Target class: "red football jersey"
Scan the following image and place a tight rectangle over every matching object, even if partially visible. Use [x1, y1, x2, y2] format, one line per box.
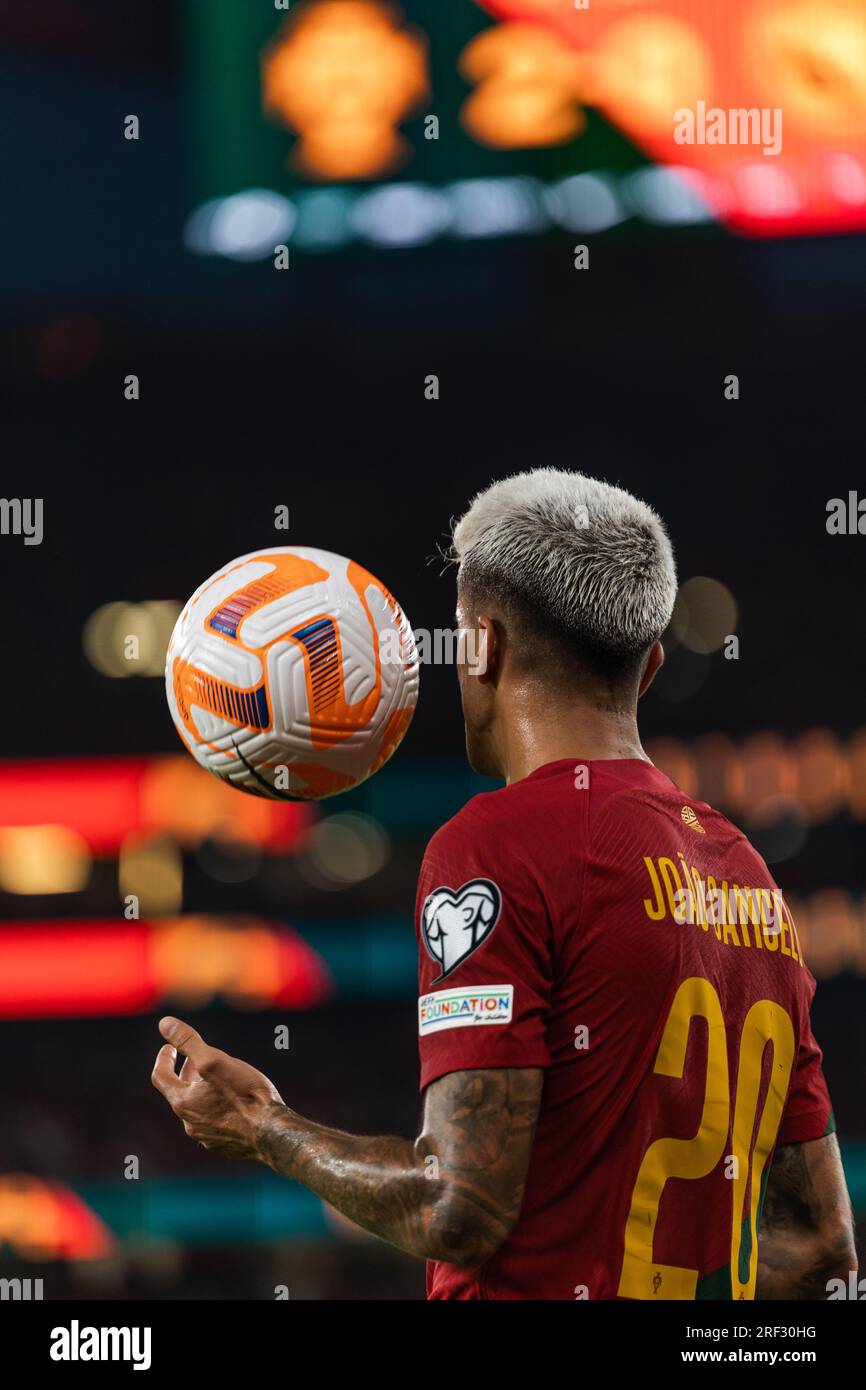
[415, 758, 833, 1301]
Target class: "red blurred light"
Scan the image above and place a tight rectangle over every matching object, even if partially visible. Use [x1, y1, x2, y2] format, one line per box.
[0, 919, 333, 1019]
[477, 0, 866, 237]
[0, 756, 315, 853]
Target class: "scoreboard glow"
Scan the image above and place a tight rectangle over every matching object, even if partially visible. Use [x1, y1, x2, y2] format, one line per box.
[479, 0, 866, 236]
[184, 0, 676, 256]
[184, 0, 866, 256]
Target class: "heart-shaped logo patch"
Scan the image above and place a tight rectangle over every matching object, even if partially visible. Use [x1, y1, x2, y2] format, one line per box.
[421, 878, 502, 981]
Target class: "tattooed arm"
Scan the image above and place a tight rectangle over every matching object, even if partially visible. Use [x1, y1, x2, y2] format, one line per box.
[756, 1134, 857, 1299]
[152, 1015, 542, 1267]
[258, 1065, 542, 1265]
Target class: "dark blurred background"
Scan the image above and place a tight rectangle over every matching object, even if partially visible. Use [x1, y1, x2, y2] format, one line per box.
[1, 0, 865, 1299]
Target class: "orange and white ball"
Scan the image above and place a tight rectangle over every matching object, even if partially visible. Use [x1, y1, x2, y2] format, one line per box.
[165, 547, 419, 799]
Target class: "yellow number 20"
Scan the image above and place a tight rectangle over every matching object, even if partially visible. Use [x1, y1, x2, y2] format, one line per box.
[617, 977, 795, 1301]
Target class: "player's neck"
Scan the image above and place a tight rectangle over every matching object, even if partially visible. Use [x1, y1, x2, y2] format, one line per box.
[497, 697, 650, 785]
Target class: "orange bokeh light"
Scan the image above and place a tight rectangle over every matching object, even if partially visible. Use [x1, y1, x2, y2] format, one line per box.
[262, 1, 429, 179]
[460, 23, 586, 149]
[0, 1176, 114, 1261]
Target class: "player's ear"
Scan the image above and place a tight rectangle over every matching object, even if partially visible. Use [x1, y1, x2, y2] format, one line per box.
[638, 640, 664, 697]
[471, 614, 499, 685]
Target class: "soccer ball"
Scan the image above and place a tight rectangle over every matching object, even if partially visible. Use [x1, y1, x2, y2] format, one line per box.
[165, 547, 419, 800]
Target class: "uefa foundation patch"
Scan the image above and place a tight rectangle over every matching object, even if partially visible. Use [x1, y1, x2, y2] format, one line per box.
[419, 985, 514, 1035]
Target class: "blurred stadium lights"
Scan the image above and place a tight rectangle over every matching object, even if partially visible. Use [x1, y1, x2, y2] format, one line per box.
[0, 889, 861, 1023]
[184, 189, 297, 262]
[261, 0, 430, 181]
[669, 576, 739, 655]
[300, 811, 391, 889]
[0, 918, 333, 1019]
[188, 156, 866, 260]
[447, 177, 549, 238]
[0, 1176, 114, 1261]
[205, 189, 297, 260]
[140, 758, 314, 850]
[182, 150, 866, 260]
[542, 172, 625, 233]
[184, 168, 713, 260]
[181, 0, 866, 257]
[84, 733, 866, 839]
[621, 165, 715, 225]
[4, 1149, 863, 1248]
[826, 151, 866, 206]
[291, 189, 356, 249]
[348, 182, 452, 247]
[736, 161, 801, 219]
[458, 22, 586, 148]
[83, 600, 181, 678]
[799, 891, 866, 980]
[0, 757, 314, 853]
[646, 727, 865, 826]
[148, 916, 332, 1009]
[477, 0, 866, 237]
[1, 728, 865, 1022]
[10, 886, 866, 1000]
[0, 737, 863, 862]
[118, 832, 184, 915]
[0, 825, 91, 895]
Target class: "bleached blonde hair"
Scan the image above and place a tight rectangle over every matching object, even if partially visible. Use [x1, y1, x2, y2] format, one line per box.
[451, 468, 677, 669]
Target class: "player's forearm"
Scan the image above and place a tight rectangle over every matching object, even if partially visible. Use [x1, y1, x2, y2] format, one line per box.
[756, 1231, 856, 1299]
[254, 1102, 499, 1265]
[757, 1136, 857, 1299]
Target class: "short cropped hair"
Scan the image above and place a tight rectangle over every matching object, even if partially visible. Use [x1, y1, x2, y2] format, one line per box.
[451, 468, 677, 688]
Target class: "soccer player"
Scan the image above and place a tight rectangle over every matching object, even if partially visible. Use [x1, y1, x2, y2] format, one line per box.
[152, 469, 856, 1300]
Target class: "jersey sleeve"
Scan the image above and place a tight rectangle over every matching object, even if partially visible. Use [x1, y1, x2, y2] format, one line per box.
[414, 800, 554, 1091]
[776, 976, 834, 1145]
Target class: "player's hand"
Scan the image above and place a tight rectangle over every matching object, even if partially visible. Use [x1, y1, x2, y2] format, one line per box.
[151, 1016, 286, 1161]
